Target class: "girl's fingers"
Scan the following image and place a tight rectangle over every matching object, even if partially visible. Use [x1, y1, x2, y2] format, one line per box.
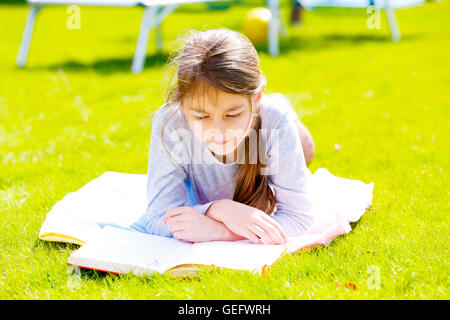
[243, 228, 263, 244]
[167, 207, 187, 218]
[255, 217, 286, 245]
[248, 224, 273, 245]
[164, 216, 185, 232]
[167, 222, 185, 233]
[173, 230, 186, 239]
[260, 214, 287, 243]
[164, 214, 185, 224]
[166, 211, 183, 219]
[260, 214, 286, 238]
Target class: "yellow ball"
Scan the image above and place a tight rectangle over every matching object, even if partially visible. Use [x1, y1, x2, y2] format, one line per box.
[242, 7, 272, 45]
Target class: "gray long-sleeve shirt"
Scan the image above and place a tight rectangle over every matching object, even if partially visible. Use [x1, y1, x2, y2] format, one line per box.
[145, 93, 313, 238]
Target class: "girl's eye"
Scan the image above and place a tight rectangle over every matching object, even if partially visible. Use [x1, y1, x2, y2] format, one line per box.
[193, 113, 240, 120]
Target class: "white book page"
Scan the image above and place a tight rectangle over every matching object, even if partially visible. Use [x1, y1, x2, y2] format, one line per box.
[68, 227, 193, 275]
[167, 240, 286, 273]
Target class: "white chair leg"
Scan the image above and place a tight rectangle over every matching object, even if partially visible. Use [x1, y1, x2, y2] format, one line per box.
[154, 4, 178, 52]
[267, 0, 280, 56]
[132, 6, 158, 74]
[385, 7, 401, 42]
[156, 6, 163, 52]
[17, 5, 43, 67]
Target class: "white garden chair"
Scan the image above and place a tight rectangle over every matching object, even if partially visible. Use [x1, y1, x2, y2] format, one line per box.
[297, 0, 426, 41]
[16, 0, 424, 73]
[16, 0, 226, 73]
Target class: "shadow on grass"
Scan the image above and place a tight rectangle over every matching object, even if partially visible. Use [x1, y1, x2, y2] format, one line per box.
[18, 32, 418, 74]
[255, 33, 418, 56]
[23, 51, 172, 75]
[350, 204, 375, 230]
[1, 0, 27, 5]
[34, 238, 80, 252]
[74, 266, 205, 284]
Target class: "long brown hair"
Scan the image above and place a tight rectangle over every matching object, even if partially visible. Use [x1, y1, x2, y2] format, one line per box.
[158, 28, 276, 215]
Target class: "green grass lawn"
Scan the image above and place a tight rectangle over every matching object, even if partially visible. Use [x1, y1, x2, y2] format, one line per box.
[0, 0, 448, 299]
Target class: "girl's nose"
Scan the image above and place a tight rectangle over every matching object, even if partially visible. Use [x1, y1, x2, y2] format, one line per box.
[213, 120, 228, 136]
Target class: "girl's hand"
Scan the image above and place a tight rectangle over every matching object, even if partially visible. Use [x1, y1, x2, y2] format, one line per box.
[212, 199, 287, 245]
[163, 206, 239, 243]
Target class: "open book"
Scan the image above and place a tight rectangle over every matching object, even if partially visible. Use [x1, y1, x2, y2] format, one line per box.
[67, 226, 287, 278]
[43, 170, 373, 277]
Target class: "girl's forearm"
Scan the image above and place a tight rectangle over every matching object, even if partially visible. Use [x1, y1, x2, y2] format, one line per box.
[204, 199, 231, 222]
[216, 222, 247, 241]
[204, 199, 246, 241]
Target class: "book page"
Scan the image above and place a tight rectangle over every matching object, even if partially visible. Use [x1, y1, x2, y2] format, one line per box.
[166, 240, 286, 274]
[68, 227, 193, 275]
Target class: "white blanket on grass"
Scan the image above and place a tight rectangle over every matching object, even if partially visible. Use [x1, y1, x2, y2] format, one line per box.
[38, 168, 374, 253]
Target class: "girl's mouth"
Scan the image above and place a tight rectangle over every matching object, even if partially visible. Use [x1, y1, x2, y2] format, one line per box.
[214, 139, 230, 145]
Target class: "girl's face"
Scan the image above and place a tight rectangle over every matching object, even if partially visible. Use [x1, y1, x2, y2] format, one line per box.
[181, 84, 265, 160]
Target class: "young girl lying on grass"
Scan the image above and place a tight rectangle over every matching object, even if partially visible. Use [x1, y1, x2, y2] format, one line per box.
[145, 28, 315, 245]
